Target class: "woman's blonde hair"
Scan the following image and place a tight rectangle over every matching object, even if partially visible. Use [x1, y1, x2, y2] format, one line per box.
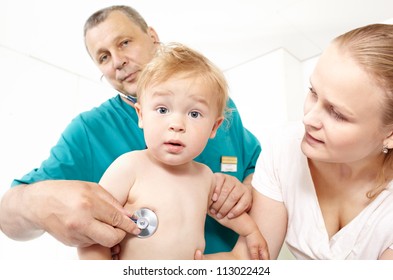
[334, 23, 393, 198]
[136, 42, 229, 118]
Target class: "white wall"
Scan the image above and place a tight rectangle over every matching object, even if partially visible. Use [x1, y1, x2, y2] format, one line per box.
[226, 48, 305, 143]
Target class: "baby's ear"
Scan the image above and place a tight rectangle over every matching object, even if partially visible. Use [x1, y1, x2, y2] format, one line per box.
[134, 103, 144, 128]
[209, 117, 224, 139]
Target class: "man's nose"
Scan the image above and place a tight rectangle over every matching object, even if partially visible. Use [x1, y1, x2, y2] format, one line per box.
[113, 53, 127, 70]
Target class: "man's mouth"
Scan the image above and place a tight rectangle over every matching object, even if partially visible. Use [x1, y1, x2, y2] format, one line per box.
[122, 72, 137, 82]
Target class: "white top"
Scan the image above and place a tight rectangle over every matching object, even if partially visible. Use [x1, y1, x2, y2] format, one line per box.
[252, 122, 393, 259]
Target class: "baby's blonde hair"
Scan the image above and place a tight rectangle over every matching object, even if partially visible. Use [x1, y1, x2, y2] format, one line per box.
[137, 42, 229, 118]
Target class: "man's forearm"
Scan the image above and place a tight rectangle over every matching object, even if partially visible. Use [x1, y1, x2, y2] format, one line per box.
[0, 184, 44, 240]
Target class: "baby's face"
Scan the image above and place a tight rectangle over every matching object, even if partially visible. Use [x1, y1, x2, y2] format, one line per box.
[136, 74, 223, 166]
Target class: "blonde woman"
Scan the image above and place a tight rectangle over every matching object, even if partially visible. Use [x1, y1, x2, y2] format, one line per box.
[200, 23, 393, 260]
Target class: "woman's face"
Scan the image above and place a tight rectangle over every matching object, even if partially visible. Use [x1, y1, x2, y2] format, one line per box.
[301, 43, 391, 164]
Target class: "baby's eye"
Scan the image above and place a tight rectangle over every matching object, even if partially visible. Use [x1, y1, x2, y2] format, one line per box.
[189, 111, 201, 118]
[156, 107, 168, 114]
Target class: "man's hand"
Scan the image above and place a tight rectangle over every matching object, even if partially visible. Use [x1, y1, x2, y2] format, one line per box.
[40, 180, 141, 248]
[209, 173, 253, 219]
[0, 180, 140, 248]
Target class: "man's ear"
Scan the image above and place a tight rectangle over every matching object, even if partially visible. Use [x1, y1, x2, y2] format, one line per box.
[147, 27, 160, 44]
[209, 117, 224, 139]
[134, 103, 143, 128]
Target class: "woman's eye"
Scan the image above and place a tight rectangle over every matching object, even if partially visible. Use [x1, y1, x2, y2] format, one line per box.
[330, 107, 345, 121]
[156, 107, 168, 114]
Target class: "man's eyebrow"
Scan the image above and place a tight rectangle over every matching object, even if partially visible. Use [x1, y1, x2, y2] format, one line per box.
[94, 35, 127, 57]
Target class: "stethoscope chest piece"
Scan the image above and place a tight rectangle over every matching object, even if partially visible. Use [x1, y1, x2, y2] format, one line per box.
[131, 208, 158, 238]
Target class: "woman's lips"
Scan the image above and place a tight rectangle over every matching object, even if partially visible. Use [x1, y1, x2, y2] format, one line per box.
[304, 132, 324, 145]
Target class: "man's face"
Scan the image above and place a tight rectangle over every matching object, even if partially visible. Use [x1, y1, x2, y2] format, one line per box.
[85, 11, 159, 95]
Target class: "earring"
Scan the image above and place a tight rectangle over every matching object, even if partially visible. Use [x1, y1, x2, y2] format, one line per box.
[383, 146, 389, 154]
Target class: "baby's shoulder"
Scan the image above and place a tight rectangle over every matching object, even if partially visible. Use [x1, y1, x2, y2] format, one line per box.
[193, 161, 214, 176]
[118, 149, 145, 159]
[111, 150, 148, 169]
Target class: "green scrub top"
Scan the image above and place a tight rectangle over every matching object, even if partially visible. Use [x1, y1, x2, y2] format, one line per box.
[12, 94, 261, 254]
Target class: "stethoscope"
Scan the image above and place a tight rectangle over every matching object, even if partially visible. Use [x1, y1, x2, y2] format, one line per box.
[131, 208, 159, 238]
[120, 93, 137, 104]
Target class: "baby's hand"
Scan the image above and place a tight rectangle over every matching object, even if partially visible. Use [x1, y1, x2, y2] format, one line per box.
[245, 231, 270, 260]
[194, 249, 204, 260]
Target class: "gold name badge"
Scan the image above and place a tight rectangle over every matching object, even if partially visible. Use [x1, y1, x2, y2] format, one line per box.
[220, 156, 237, 172]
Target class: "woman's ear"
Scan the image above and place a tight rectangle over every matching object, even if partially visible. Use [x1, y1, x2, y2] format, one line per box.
[382, 129, 393, 152]
[134, 103, 144, 128]
[209, 117, 224, 139]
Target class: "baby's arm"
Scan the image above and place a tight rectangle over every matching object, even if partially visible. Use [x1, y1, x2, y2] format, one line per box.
[77, 152, 139, 260]
[206, 172, 269, 259]
[78, 244, 112, 260]
[211, 212, 269, 260]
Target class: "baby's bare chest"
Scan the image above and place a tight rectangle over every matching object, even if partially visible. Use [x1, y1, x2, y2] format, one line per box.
[120, 175, 210, 259]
